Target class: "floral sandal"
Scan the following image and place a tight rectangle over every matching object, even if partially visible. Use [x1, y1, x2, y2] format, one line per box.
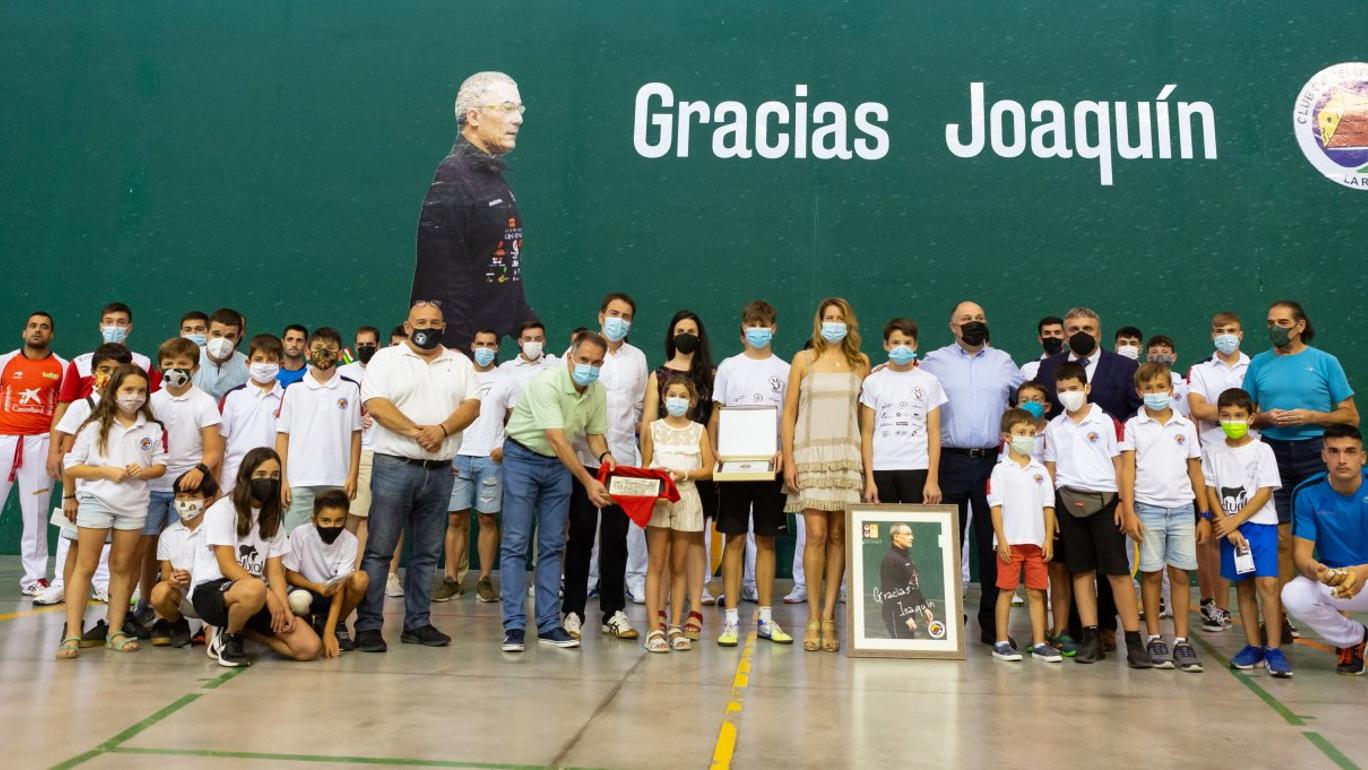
[803, 620, 821, 652]
[106, 631, 140, 653]
[667, 626, 692, 651]
[683, 611, 704, 641]
[56, 636, 81, 660]
[645, 629, 670, 653]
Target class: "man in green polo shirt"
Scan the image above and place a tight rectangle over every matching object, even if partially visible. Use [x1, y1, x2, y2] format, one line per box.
[498, 330, 616, 652]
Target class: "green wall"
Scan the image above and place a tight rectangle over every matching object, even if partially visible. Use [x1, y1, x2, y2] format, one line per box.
[2, 1, 1364, 561]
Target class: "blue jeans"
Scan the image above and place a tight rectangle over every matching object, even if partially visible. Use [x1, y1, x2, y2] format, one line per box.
[356, 453, 455, 632]
[142, 490, 176, 535]
[1135, 502, 1197, 572]
[1265, 437, 1323, 525]
[499, 440, 572, 634]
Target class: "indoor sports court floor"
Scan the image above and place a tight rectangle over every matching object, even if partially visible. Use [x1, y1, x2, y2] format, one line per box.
[4, 557, 1366, 770]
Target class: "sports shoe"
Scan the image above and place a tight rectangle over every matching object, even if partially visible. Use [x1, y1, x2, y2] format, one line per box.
[401, 624, 451, 647]
[1200, 605, 1225, 632]
[1230, 644, 1265, 670]
[133, 603, 156, 627]
[538, 627, 580, 648]
[1031, 643, 1062, 662]
[92, 583, 110, 603]
[216, 632, 250, 667]
[20, 578, 48, 596]
[1265, 647, 1293, 678]
[1146, 637, 1174, 669]
[1285, 619, 1301, 640]
[168, 618, 192, 649]
[1074, 628, 1101, 664]
[502, 628, 526, 652]
[191, 627, 206, 647]
[783, 585, 807, 604]
[1010, 591, 1025, 607]
[1217, 607, 1234, 628]
[1047, 632, 1078, 657]
[742, 585, 759, 603]
[757, 619, 792, 644]
[1173, 641, 1203, 672]
[81, 619, 109, 648]
[1159, 598, 1172, 619]
[335, 626, 355, 652]
[602, 610, 639, 639]
[354, 628, 388, 653]
[122, 615, 151, 641]
[205, 625, 220, 658]
[563, 612, 584, 640]
[432, 576, 462, 603]
[385, 573, 404, 597]
[701, 589, 717, 606]
[150, 618, 173, 646]
[717, 622, 740, 647]
[1125, 633, 1154, 669]
[32, 582, 64, 606]
[992, 641, 1022, 661]
[476, 577, 498, 603]
[627, 585, 646, 605]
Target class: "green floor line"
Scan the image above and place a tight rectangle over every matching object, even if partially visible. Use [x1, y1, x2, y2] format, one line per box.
[98, 693, 203, 750]
[47, 750, 102, 770]
[1186, 633, 1304, 726]
[1305, 732, 1362, 770]
[200, 666, 247, 690]
[108, 746, 568, 769]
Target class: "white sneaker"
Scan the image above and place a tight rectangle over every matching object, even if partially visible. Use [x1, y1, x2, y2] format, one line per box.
[601, 610, 639, 639]
[783, 585, 807, 604]
[701, 589, 717, 606]
[627, 585, 646, 605]
[20, 580, 44, 596]
[563, 612, 584, 640]
[92, 584, 110, 603]
[33, 583, 65, 606]
[205, 625, 221, 660]
[1011, 592, 1025, 607]
[741, 585, 759, 603]
[385, 573, 404, 597]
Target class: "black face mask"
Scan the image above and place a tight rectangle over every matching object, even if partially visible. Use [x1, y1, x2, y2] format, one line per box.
[673, 332, 699, 354]
[410, 328, 442, 351]
[1067, 331, 1097, 357]
[249, 478, 279, 504]
[356, 344, 377, 364]
[1041, 337, 1064, 355]
[959, 321, 988, 347]
[317, 525, 345, 545]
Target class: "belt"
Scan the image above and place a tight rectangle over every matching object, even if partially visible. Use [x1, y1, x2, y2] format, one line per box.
[506, 437, 554, 458]
[377, 452, 449, 470]
[943, 447, 998, 459]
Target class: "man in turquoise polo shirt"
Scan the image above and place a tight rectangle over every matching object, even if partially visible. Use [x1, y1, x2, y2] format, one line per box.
[498, 330, 616, 652]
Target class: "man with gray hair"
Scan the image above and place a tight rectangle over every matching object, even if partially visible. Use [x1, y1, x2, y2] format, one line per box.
[411, 71, 534, 350]
[879, 524, 936, 638]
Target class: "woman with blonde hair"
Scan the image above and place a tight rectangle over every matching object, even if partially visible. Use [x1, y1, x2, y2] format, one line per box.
[781, 297, 869, 652]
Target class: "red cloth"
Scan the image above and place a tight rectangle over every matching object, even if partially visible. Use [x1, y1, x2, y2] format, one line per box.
[596, 465, 680, 528]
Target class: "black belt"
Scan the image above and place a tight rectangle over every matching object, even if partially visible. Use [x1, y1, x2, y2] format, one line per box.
[943, 447, 998, 459]
[506, 437, 552, 458]
[377, 452, 449, 470]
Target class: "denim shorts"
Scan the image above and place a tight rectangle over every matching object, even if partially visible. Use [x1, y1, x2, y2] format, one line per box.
[449, 455, 503, 515]
[143, 490, 176, 535]
[1135, 502, 1198, 572]
[76, 495, 146, 532]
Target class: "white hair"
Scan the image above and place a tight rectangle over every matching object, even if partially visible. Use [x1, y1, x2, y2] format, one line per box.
[454, 71, 518, 126]
[891, 523, 912, 539]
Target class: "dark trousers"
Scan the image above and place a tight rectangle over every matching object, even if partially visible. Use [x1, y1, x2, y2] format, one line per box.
[938, 451, 998, 639]
[1266, 437, 1324, 526]
[562, 468, 629, 620]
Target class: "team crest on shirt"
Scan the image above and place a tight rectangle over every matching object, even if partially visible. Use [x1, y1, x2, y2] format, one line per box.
[138, 437, 154, 451]
[1086, 432, 1100, 444]
[337, 397, 349, 410]
[1033, 474, 1044, 484]
[1174, 434, 1186, 446]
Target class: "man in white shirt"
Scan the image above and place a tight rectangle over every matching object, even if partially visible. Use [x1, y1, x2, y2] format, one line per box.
[562, 294, 648, 640]
[337, 326, 381, 559]
[1019, 315, 1064, 383]
[193, 308, 250, 400]
[353, 301, 481, 653]
[498, 319, 559, 396]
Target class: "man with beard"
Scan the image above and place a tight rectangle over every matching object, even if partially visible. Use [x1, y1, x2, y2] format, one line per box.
[412, 71, 534, 350]
[879, 524, 936, 638]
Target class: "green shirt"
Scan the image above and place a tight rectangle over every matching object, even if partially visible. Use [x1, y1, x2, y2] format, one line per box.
[505, 365, 608, 456]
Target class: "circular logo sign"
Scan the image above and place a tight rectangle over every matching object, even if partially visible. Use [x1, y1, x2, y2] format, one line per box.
[927, 620, 946, 639]
[1295, 62, 1368, 190]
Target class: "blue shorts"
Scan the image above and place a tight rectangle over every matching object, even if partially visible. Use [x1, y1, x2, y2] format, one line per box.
[1219, 522, 1279, 582]
[449, 455, 503, 515]
[142, 490, 176, 535]
[1136, 502, 1197, 572]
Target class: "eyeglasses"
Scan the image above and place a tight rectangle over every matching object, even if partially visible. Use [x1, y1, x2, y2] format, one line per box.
[480, 102, 526, 115]
[411, 299, 444, 309]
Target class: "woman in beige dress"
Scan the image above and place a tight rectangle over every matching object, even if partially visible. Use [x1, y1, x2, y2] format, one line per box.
[782, 298, 869, 652]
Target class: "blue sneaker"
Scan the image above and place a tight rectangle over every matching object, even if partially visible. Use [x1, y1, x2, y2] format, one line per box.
[992, 641, 1022, 661]
[1031, 643, 1063, 663]
[1264, 647, 1294, 678]
[538, 627, 581, 648]
[501, 629, 525, 652]
[1230, 644, 1265, 670]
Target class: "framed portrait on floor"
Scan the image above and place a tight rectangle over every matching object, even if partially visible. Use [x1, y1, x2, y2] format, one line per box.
[846, 504, 965, 659]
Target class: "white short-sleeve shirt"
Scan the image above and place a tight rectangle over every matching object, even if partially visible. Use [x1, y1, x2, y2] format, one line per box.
[283, 523, 358, 584]
[219, 381, 284, 482]
[987, 456, 1054, 546]
[1201, 439, 1281, 526]
[149, 386, 222, 493]
[277, 371, 362, 487]
[64, 414, 168, 515]
[337, 362, 374, 450]
[1120, 408, 1202, 507]
[194, 497, 292, 589]
[574, 342, 647, 467]
[859, 366, 947, 471]
[157, 518, 206, 575]
[1043, 403, 1121, 492]
[1187, 353, 1254, 445]
[498, 354, 560, 406]
[361, 345, 480, 461]
[458, 369, 513, 458]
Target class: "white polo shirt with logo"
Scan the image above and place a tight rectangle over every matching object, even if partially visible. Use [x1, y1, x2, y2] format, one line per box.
[1187, 352, 1254, 445]
[64, 414, 168, 515]
[1043, 403, 1121, 492]
[157, 518, 206, 574]
[361, 344, 480, 462]
[219, 381, 285, 485]
[149, 386, 222, 493]
[987, 456, 1054, 546]
[1120, 408, 1201, 507]
[276, 370, 362, 487]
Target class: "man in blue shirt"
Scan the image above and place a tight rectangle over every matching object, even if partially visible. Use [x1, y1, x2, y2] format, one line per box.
[921, 300, 1022, 644]
[1281, 424, 1368, 674]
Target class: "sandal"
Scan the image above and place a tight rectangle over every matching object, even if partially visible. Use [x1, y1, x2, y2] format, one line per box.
[683, 611, 704, 641]
[56, 636, 81, 660]
[645, 629, 670, 654]
[803, 620, 821, 652]
[106, 631, 140, 653]
[820, 620, 839, 653]
[667, 626, 692, 651]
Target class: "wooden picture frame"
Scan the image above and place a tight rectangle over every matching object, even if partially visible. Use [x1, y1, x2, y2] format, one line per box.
[845, 504, 965, 659]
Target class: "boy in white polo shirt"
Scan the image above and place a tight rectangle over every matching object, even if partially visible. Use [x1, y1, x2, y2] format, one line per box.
[859, 317, 946, 505]
[1043, 362, 1148, 668]
[1120, 363, 1209, 672]
[139, 337, 223, 628]
[220, 334, 285, 489]
[277, 327, 362, 533]
[987, 408, 1059, 662]
[149, 470, 217, 648]
[285, 489, 368, 658]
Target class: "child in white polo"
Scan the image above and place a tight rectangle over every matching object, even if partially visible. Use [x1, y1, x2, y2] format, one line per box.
[285, 489, 368, 658]
[149, 470, 216, 648]
[858, 317, 947, 504]
[220, 334, 285, 489]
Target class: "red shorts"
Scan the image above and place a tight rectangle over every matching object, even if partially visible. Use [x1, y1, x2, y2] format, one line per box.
[995, 544, 1049, 591]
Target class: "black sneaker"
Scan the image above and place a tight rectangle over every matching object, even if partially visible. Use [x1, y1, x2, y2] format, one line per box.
[1125, 632, 1154, 669]
[149, 618, 173, 646]
[80, 619, 109, 648]
[354, 628, 387, 653]
[401, 624, 451, 647]
[1200, 603, 1225, 632]
[1074, 628, 1101, 664]
[216, 632, 251, 668]
[122, 615, 151, 641]
[502, 628, 526, 652]
[133, 603, 156, 627]
[1173, 641, 1204, 673]
[335, 626, 355, 652]
[538, 627, 581, 648]
[168, 618, 193, 649]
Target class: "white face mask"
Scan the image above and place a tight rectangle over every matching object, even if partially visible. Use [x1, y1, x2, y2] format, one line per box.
[521, 341, 544, 360]
[206, 337, 235, 360]
[249, 362, 279, 384]
[174, 499, 204, 521]
[115, 393, 146, 414]
[1116, 344, 1140, 360]
[1058, 390, 1087, 413]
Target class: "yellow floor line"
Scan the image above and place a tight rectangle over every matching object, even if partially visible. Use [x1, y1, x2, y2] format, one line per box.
[0, 603, 71, 622]
[710, 630, 758, 770]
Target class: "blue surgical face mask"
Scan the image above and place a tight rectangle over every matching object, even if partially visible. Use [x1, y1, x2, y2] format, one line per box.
[1019, 400, 1046, 420]
[1143, 392, 1172, 412]
[664, 396, 690, 417]
[820, 321, 847, 343]
[182, 333, 206, 347]
[101, 325, 128, 344]
[571, 362, 600, 386]
[602, 316, 631, 342]
[473, 347, 496, 367]
[1213, 333, 1239, 356]
[745, 327, 773, 349]
[887, 345, 917, 366]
